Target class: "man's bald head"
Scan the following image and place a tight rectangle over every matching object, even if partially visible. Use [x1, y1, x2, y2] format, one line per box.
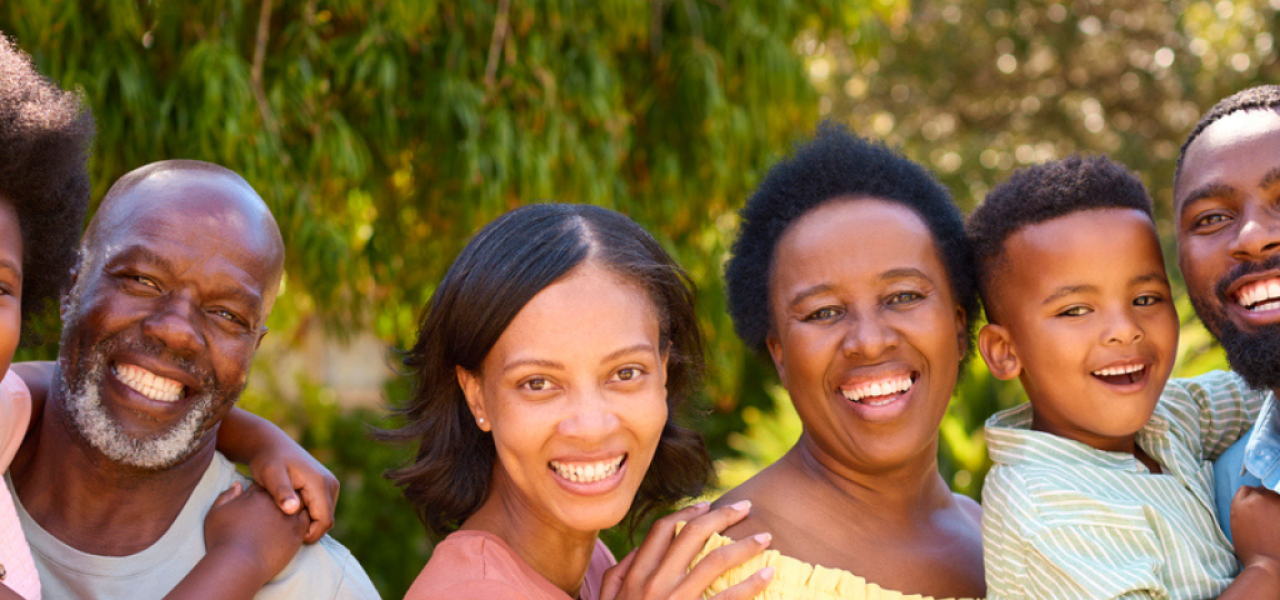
[81, 160, 285, 313]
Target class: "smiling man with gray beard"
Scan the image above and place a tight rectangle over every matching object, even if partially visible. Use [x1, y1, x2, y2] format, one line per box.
[6, 160, 378, 599]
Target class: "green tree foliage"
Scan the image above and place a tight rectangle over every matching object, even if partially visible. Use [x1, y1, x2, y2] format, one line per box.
[3, 1, 902, 595]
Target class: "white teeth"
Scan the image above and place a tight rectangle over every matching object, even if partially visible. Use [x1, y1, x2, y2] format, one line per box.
[113, 364, 184, 403]
[549, 455, 624, 483]
[840, 375, 913, 403]
[1237, 279, 1280, 311]
[1092, 364, 1146, 377]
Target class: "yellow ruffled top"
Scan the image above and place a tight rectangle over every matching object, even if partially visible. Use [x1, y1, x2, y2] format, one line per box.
[688, 530, 979, 600]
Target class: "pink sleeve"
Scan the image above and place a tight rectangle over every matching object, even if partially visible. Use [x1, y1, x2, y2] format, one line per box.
[0, 370, 31, 472]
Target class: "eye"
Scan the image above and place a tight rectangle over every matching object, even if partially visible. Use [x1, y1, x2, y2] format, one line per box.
[126, 274, 161, 292]
[1134, 294, 1163, 307]
[1058, 305, 1091, 317]
[1191, 212, 1230, 231]
[613, 367, 645, 382]
[522, 377, 550, 392]
[802, 306, 842, 322]
[210, 308, 248, 327]
[887, 291, 924, 305]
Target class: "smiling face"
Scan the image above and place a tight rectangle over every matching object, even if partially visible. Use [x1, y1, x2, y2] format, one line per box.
[457, 263, 669, 534]
[980, 209, 1178, 451]
[1176, 108, 1280, 390]
[58, 168, 282, 470]
[0, 199, 22, 377]
[766, 197, 966, 472]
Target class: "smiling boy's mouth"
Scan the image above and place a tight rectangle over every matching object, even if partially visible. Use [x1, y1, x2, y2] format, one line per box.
[1091, 363, 1147, 386]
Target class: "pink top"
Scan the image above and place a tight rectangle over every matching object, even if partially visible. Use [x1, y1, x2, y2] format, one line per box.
[406, 530, 616, 600]
[0, 371, 40, 599]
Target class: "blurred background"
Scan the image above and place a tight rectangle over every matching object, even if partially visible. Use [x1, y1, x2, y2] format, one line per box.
[4, 0, 1277, 595]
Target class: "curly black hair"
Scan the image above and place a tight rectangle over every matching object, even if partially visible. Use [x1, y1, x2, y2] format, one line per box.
[0, 35, 94, 333]
[724, 120, 979, 357]
[382, 203, 714, 538]
[1177, 85, 1280, 184]
[967, 155, 1153, 320]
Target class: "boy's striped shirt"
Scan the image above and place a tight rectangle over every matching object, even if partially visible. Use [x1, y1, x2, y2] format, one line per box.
[982, 370, 1264, 600]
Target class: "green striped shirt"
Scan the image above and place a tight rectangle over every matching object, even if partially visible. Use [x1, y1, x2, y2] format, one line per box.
[982, 370, 1265, 600]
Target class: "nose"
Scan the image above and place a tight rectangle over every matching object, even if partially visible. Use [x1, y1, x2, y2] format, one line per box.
[1229, 203, 1280, 261]
[1102, 307, 1145, 346]
[141, 294, 208, 357]
[840, 309, 899, 359]
[557, 387, 622, 440]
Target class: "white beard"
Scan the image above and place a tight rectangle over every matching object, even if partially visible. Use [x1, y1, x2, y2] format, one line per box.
[62, 350, 216, 470]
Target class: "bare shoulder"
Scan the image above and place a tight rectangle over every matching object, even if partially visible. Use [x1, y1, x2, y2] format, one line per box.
[711, 464, 806, 541]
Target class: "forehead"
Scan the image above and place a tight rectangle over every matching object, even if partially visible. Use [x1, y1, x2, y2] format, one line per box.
[772, 197, 946, 288]
[1176, 108, 1280, 208]
[92, 173, 280, 289]
[1000, 210, 1164, 297]
[488, 265, 660, 364]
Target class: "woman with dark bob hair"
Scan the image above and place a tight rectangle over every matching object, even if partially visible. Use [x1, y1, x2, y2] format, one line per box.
[386, 203, 776, 600]
[690, 122, 986, 599]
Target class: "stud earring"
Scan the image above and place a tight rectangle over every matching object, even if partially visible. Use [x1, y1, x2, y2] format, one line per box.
[477, 417, 485, 425]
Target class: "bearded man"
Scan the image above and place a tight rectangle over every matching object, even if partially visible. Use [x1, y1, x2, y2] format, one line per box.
[7, 160, 378, 598]
[1174, 86, 1280, 543]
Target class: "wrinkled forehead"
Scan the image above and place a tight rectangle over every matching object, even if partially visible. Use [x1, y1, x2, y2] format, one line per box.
[87, 170, 284, 289]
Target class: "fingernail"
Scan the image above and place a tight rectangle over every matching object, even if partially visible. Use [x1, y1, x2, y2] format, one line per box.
[283, 498, 300, 513]
[694, 501, 710, 510]
[759, 566, 775, 581]
[752, 533, 771, 544]
[731, 500, 752, 511]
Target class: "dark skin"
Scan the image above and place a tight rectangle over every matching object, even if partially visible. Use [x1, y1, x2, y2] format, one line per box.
[7, 162, 304, 581]
[714, 198, 984, 598]
[1176, 107, 1280, 595]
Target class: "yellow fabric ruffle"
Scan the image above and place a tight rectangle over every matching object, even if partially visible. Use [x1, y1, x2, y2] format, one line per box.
[684, 527, 979, 600]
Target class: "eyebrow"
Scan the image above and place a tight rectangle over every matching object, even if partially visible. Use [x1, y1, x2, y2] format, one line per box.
[786, 268, 933, 309]
[1261, 167, 1280, 191]
[1177, 183, 1237, 220]
[108, 244, 265, 317]
[0, 259, 21, 279]
[500, 343, 657, 374]
[1041, 284, 1095, 306]
[1130, 272, 1168, 287]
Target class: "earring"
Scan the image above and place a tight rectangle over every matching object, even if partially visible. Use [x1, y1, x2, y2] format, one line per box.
[477, 417, 485, 425]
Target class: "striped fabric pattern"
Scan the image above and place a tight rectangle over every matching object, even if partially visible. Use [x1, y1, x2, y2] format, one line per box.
[982, 370, 1265, 600]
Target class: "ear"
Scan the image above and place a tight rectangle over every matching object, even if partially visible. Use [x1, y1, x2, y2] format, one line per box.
[977, 323, 1021, 381]
[658, 342, 671, 386]
[455, 365, 491, 432]
[954, 304, 968, 359]
[766, 333, 787, 388]
[254, 327, 269, 352]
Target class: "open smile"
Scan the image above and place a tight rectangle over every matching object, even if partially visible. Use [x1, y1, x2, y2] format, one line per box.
[548, 454, 628, 495]
[839, 373, 915, 406]
[1233, 276, 1280, 313]
[111, 363, 187, 403]
[1090, 360, 1151, 391]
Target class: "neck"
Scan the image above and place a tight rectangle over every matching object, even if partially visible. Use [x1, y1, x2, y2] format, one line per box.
[9, 376, 215, 556]
[788, 432, 954, 523]
[462, 474, 599, 598]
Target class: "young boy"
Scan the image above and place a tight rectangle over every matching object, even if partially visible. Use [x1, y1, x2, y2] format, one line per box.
[969, 155, 1280, 600]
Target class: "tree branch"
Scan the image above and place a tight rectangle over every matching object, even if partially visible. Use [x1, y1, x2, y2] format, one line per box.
[484, 0, 511, 91]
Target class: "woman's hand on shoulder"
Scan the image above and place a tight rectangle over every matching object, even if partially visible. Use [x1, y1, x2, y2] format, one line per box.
[599, 501, 774, 600]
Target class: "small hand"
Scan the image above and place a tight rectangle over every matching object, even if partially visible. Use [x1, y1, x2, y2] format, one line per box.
[204, 482, 311, 586]
[1231, 486, 1280, 570]
[248, 444, 339, 544]
[599, 501, 774, 600]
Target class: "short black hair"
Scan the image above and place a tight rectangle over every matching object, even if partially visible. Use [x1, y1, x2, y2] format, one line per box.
[967, 155, 1153, 319]
[0, 35, 94, 334]
[724, 120, 978, 357]
[1177, 86, 1280, 183]
[382, 203, 713, 538]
